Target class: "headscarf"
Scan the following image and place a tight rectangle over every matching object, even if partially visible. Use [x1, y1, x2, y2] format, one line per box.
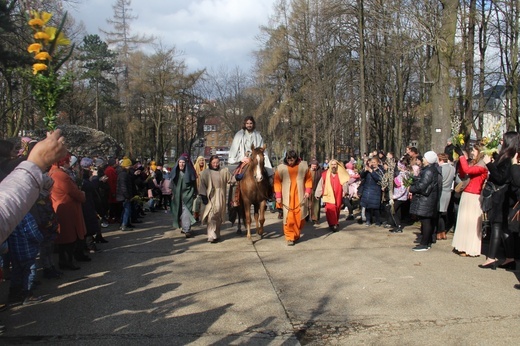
[171, 153, 196, 183]
[322, 159, 350, 204]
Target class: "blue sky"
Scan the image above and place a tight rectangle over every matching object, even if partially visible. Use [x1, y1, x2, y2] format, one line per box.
[66, 0, 277, 72]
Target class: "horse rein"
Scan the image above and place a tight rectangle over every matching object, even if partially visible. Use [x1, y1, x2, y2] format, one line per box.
[281, 199, 307, 211]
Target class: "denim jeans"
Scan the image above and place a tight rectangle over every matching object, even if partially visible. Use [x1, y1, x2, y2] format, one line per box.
[122, 200, 131, 226]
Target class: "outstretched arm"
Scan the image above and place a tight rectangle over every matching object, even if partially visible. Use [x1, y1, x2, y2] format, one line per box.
[0, 130, 67, 242]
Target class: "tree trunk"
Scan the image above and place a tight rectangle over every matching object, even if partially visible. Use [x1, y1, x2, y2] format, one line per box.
[428, 0, 459, 152]
[463, 0, 476, 136]
[357, 0, 367, 155]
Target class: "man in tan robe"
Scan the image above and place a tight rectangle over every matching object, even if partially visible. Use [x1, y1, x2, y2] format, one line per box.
[199, 155, 230, 243]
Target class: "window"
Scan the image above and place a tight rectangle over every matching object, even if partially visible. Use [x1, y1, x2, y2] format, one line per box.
[204, 125, 217, 132]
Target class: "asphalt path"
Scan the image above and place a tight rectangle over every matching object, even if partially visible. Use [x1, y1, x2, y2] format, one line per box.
[1, 208, 520, 345]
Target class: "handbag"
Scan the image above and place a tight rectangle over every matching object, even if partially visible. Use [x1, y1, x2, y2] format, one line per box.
[454, 178, 469, 193]
[480, 181, 507, 212]
[508, 201, 520, 233]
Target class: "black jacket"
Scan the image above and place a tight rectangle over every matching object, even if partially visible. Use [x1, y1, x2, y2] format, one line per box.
[486, 157, 512, 223]
[409, 164, 441, 218]
[116, 169, 134, 201]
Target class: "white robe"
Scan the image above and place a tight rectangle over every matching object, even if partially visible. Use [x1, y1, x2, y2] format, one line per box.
[228, 129, 272, 169]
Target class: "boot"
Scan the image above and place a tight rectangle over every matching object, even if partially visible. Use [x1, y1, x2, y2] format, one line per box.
[94, 233, 108, 243]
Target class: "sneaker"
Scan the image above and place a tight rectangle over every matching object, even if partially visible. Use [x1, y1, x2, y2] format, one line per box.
[120, 226, 127, 231]
[346, 215, 354, 220]
[286, 240, 295, 246]
[390, 227, 403, 233]
[101, 221, 109, 228]
[412, 245, 430, 252]
[383, 223, 393, 229]
[22, 295, 43, 305]
[365, 222, 371, 227]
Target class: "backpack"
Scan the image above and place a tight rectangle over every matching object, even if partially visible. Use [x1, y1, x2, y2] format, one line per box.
[30, 194, 59, 239]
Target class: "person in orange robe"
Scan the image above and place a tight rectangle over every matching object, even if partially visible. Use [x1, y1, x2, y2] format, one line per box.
[274, 150, 313, 246]
[315, 159, 350, 232]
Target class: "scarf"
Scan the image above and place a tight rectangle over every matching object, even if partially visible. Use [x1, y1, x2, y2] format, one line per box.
[322, 160, 350, 204]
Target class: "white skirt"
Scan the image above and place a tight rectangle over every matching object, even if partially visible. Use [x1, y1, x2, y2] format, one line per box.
[451, 192, 482, 256]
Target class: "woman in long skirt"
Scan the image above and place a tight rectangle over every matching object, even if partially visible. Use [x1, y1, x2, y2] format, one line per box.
[451, 142, 488, 257]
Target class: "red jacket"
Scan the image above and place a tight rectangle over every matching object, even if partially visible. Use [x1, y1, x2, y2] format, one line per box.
[104, 165, 118, 203]
[459, 156, 488, 194]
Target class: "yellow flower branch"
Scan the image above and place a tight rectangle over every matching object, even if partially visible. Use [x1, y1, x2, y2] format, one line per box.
[27, 10, 74, 131]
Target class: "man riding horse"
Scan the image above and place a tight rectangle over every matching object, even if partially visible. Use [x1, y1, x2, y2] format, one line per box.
[228, 116, 272, 171]
[228, 116, 273, 208]
[228, 115, 274, 233]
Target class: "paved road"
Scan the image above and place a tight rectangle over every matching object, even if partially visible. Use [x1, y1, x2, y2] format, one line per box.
[1, 209, 520, 345]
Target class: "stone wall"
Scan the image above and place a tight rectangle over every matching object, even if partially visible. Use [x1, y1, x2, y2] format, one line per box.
[29, 125, 124, 158]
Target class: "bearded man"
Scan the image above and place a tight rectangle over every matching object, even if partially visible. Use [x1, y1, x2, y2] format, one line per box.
[228, 116, 272, 169]
[273, 150, 312, 246]
[315, 159, 350, 232]
[199, 155, 230, 243]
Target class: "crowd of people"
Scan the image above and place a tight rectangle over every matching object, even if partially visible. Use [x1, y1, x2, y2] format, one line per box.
[2, 120, 520, 334]
[0, 134, 174, 313]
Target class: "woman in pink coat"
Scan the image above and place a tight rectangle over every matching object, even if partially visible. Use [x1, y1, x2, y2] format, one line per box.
[49, 154, 86, 270]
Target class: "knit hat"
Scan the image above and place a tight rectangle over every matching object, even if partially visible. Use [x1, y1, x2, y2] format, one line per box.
[150, 161, 157, 171]
[120, 157, 132, 168]
[94, 158, 105, 168]
[108, 158, 116, 166]
[345, 162, 354, 170]
[423, 151, 438, 164]
[70, 155, 78, 166]
[80, 157, 93, 169]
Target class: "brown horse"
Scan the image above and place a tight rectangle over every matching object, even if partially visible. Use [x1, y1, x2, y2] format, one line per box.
[236, 145, 271, 243]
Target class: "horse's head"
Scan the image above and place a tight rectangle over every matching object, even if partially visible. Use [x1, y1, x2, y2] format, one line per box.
[250, 145, 266, 183]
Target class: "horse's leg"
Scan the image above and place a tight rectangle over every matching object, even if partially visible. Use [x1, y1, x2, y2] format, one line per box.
[236, 207, 242, 235]
[258, 201, 266, 237]
[253, 204, 260, 237]
[245, 203, 253, 244]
